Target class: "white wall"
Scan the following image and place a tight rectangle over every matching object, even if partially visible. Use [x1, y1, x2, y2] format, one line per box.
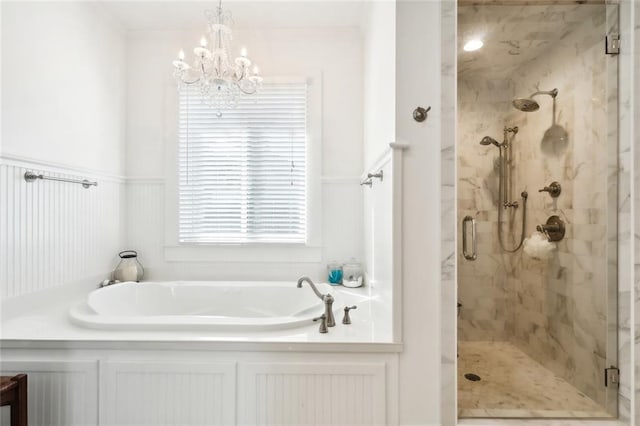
[362, 0, 396, 296]
[125, 26, 365, 281]
[363, 155, 393, 293]
[1, 2, 126, 176]
[363, 0, 396, 168]
[0, 2, 127, 300]
[396, 1, 442, 424]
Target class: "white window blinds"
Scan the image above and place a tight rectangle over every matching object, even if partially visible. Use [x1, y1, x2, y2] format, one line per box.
[178, 81, 308, 244]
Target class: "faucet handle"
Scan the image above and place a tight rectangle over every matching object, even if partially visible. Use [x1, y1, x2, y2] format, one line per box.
[313, 314, 328, 333]
[342, 305, 357, 324]
[538, 181, 561, 198]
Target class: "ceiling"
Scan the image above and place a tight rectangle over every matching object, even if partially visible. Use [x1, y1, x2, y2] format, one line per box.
[99, 1, 367, 31]
[457, 4, 606, 79]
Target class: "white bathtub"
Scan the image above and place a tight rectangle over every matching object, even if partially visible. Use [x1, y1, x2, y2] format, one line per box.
[69, 281, 338, 331]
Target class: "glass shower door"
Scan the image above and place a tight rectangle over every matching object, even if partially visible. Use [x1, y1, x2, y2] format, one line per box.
[456, 0, 619, 418]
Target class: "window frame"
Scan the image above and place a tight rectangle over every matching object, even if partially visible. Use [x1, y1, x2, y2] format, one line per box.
[163, 73, 323, 263]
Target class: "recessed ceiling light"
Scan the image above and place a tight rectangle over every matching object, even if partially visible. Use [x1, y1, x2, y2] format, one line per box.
[463, 39, 484, 52]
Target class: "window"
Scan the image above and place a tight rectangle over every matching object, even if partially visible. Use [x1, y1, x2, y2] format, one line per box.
[178, 81, 308, 244]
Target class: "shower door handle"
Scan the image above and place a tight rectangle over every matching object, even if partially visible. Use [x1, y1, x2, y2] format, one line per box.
[462, 216, 477, 261]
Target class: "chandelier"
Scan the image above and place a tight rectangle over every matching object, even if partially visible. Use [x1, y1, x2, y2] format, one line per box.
[172, 0, 262, 113]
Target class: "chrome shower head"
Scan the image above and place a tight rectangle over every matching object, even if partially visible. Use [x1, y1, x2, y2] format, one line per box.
[512, 98, 540, 112]
[512, 88, 558, 112]
[480, 136, 501, 147]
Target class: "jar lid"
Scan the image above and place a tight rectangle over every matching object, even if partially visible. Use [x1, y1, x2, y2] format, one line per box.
[119, 250, 138, 259]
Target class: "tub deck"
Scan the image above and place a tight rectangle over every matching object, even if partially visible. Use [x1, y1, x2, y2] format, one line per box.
[1, 280, 396, 351]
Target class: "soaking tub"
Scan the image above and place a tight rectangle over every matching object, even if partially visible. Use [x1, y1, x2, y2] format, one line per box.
[69, 281, 338, 331]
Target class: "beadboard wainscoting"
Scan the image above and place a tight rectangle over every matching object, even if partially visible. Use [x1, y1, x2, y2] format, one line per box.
[0, 351, 397, 426]
[362, 143, 406, 341]
[363, 150, 393, 296]
[238, 362, 386, 425]
[101, 361, 235, 426]
[0, 159, 125, 299]
[125, 179, 164, 271]
[0, 360, 99, 426]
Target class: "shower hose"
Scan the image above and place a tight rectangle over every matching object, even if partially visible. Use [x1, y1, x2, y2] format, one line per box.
[497, 145, 527, 253]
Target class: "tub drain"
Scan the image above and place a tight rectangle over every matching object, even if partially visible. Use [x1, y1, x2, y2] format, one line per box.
[464, 373, 481, 382]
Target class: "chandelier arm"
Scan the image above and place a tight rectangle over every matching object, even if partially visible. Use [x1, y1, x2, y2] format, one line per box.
[181, 77, 202, 85]
[234, 67, 246, 82]
[237, 84, 257, 95]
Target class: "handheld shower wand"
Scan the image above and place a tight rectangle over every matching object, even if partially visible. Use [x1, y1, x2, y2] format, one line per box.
[478, 126, 527, 252]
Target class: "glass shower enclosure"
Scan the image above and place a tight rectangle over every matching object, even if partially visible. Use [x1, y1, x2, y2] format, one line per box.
[456, 0, 619, 419]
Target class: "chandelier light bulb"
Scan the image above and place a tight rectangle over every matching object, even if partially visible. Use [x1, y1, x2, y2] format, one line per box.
[200, 36, 208, 47]
[178, 50, 185, 60]
[240, 47, 247, 58]
[253, 66, 259, 75]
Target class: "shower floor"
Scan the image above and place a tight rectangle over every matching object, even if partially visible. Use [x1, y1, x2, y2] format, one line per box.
[458, 341, 611, 418]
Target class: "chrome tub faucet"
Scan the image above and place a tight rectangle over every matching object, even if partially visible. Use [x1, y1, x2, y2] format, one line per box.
[297, 276, 336, 328]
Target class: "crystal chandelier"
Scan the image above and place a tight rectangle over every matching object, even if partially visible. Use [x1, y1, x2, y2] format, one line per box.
[172, 0, 262, 114]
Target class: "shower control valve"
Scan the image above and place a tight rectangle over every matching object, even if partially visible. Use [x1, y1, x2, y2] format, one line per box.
[538, 181, 561, 198]
[536, 215, 566, 242]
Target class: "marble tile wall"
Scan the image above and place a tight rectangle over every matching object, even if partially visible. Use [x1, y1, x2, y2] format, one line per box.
[457, 76, 516, 341]
[506, 10, 610, 408]
[457, 4, 612, 410]
[440, 0, 457, 424]
[617, 0, 634, 422]
[633, 0, 640, 423]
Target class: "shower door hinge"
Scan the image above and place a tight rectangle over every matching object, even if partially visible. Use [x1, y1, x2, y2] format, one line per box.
[604, 366, 619, 388]
[606, 34, 620, 55]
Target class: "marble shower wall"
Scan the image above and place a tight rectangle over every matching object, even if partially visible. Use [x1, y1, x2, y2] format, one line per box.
[633, 0, 640, 422]
[457, 4, 611, 409]
[457, 76, 516, 341]
[505, 9, 609, 407]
